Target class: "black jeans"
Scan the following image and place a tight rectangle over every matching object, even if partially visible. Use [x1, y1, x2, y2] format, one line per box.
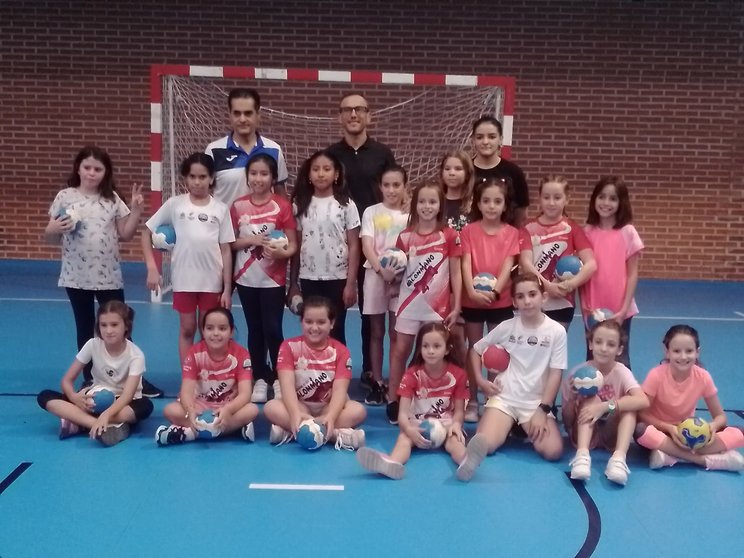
[236, 285, 286, 383]
[300, 279, 348, 345]
[65, 287, 124, 383]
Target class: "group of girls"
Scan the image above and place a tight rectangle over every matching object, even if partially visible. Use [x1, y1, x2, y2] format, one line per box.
[38, 126, 743, 477]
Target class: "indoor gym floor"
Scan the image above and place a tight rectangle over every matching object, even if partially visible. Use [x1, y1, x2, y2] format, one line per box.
[0, 259, 742, 558]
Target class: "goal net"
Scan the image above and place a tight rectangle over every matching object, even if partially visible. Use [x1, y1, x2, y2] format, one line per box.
[150, 66, 516, 301]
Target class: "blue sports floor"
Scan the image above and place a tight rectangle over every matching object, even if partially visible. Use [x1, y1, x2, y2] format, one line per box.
[1, 260, 742, 557]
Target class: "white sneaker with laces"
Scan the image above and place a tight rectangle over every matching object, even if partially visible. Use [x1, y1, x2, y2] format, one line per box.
[242, 422, 255, 442]
[357, 447, 405, 479]
[251, 379, 268, 403]
[569, 452, 592, 481]
[269, 424, 292, 445]
[704, 450, 744, 471]
[604, 456, 630, 485]
[334, 428, 366, 450]
[272, 380, 282, 400]
[649, 449, 677, 469]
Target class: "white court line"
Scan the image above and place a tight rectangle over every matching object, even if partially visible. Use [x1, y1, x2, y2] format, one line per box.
[735, 312, 744, 318]
[249, 483, 344, 491]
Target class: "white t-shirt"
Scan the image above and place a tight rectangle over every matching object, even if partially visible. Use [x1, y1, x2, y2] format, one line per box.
[49, 188, 130, 290]
[76, 338, 145, 398]
[295, 196, 360, 280]
[474, 315, 567, 408]
[145, 194, 235, 292]
[360, 203, 409, 269]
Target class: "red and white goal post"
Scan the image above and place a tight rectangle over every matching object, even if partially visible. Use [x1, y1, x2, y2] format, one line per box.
[149, 64, 516, 302]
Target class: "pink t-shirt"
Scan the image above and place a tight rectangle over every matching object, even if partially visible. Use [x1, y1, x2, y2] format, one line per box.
[519, 217, 592, 310]
[461, 221, 520, 309]
[182, 340, 253, 408]
[231, 194, 296, 288]
[398, 363, 469, 421]
[642, 363, 717, 424]
[276, 336, 353, 409]
[562, 361, 641, 405]
[395, 226, 461, 322]
[580, 224, 643, 318]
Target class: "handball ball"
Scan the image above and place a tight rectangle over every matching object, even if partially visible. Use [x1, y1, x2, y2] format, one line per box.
[87, 387, 115, 414]
[194, 410, 222, 439]
[555, 256, 582, 280]
[152, 224, 176, 251]
[288, 294, 303, 315]
[57, 206, 82, 233]
[420, 418, 447, 449]
[572, 365, 604, 397]
[473, 272, 498, 293]
[677, 417, 712, 450]
[482, 345, 510, 374]
[296, 419, 327, 451]
[379, 247, 407, 274]
[586, 308, 614, 329]
[267, 230, 288, 250]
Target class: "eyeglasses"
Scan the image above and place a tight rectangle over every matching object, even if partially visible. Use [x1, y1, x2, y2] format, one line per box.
[339, 106, 369, 115]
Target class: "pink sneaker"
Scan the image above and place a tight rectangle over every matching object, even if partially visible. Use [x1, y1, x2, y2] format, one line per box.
[649, 449, 678, 469]
[58, 419, 81, 440]
[704, 450, 744, 472]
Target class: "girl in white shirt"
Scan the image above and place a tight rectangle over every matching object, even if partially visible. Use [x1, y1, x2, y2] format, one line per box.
[143, 153, 235, 364]
[288, 150, 361, 345]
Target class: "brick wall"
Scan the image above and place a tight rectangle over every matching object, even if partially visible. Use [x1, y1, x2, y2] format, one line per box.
[2, 0, 742, 279]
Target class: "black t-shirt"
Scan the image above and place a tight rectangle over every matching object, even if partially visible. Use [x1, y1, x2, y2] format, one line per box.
[444, 198, 470, 232]
[327, 138, 397, 217]
[473, 158, 530, 209]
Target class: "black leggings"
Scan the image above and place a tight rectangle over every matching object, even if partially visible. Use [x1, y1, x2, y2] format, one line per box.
[65, 288, 125, 383]
[300, 279, 348, 345]
[37, 389, 154, 421]
[235, 285, 285, 383]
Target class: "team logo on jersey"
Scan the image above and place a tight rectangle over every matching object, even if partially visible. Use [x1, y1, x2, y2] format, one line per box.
[527, 336, 538, 346]
[242, 358, 252, 369]
[540, 336, 551, 347]
[226, 155, 237, 162]
[534, 241, 567, 273]
[105, 368, 115, 377]
[198, 213, 208, 222]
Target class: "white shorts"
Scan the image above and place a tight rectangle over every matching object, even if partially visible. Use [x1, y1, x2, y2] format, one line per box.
[362, 269, 397, 315]
[484, 396, 554, 425]
[394, 316, 427, 336]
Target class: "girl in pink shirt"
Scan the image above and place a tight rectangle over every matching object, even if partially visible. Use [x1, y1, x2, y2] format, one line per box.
[519, 175, 596, 330]
[562, 321, 649, 486]
[264, 296, 367, 450]
[357, 322, 469, 479]
[580, 177, 643, 368]
[386, 182, 463, 424]
[155, 308, 259, 445]
[635, 325, 744, 471]
[461, 176, 520, 421]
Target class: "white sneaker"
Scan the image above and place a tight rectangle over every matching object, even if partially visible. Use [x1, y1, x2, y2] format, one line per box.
[605, 456, 630, 485]
[334, 428, 366, 450]
[269, 424, 292, 445]
[464, 400, 479, 423]
[241, 422, 255, 442]
[569, 452, 592, 481]
[272, 380, 282, 400]
[456, 433, 488, 482]
[251, 379, 268, 403]
[649, 449, 678, 469]
[704, 450, 744, 471]
[357, 447, 405, 479]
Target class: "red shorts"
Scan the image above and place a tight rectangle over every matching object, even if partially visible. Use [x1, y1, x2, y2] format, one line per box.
[173, 292, 221, 314]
